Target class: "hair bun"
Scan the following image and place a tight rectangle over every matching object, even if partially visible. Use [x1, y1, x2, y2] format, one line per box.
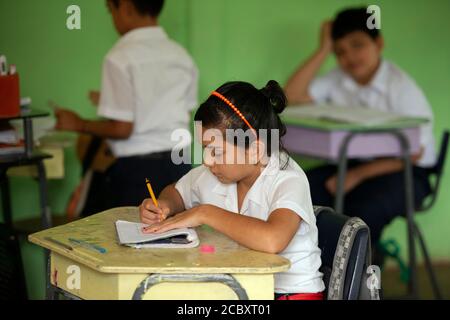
[260, 80, 287, 114]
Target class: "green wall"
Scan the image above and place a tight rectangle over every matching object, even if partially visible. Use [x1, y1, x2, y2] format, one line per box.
[1, 0, 449, 299]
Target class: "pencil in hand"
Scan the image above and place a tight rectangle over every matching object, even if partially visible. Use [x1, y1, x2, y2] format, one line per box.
[145, 178, 162, 222]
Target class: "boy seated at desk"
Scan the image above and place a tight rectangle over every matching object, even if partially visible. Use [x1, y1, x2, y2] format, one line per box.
[284, 7, 435, 259]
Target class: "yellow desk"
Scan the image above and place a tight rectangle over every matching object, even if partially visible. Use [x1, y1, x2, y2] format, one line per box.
[7, 131, 76, 179]
[28, 207, 290, 300]
[7, 146, 64, 179]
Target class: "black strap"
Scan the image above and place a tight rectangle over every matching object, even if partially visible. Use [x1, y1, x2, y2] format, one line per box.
[82, 136, 103, 175]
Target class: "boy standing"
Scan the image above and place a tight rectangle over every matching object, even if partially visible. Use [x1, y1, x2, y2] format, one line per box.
[55, 0, 198, 213]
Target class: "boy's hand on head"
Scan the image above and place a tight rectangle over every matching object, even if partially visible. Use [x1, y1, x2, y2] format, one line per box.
[53, 107, 84, 132]
[319, 20, 333, 53]
[139, 198, 171, 227]
[88, 90, 100, 107]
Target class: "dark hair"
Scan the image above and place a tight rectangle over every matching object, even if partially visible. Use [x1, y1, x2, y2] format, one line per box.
[194, 80, 288, 160]
[110, 0, 164, 17]
[332, 7, 380, 41]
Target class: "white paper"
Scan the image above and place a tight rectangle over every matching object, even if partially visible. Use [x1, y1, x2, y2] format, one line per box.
[115, 220, 199, 249]
[284, 104, 410, 126]
[0, 128, 19, 144]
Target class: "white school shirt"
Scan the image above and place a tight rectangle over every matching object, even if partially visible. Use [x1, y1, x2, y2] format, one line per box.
[98, 26, 198, 157]
[309, 60, 435, 168]
[175, 154, 325, 294]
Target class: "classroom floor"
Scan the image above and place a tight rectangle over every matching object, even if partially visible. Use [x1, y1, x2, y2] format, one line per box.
[382, 263, 450, 299]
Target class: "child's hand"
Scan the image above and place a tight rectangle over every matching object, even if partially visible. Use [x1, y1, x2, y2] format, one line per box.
[54, 107, 84, 132]
[319, 20, 333, 53]
[142, 206, 204, 234]
[139, 198, 171, 226]
[325, 170, 363, 195]
[88, 90, 100, 107]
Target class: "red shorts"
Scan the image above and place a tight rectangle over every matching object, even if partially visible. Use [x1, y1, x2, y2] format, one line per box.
[276, 292, 324, 300]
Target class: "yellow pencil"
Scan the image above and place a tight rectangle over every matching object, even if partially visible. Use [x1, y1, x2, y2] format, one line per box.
[145, 178, 158, 207]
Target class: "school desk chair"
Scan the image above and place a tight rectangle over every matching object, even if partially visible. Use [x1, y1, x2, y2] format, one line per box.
[314, 206, 380, 300]
[379, 130, 448, 299]
[0, 223, 28, 300]
[412, 130, 449, 300]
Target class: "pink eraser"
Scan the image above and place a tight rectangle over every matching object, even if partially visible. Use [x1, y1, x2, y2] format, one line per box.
[200, 244, 215, 253]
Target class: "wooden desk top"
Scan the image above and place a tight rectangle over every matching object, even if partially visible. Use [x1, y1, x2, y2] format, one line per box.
[29, 207, 290, 274]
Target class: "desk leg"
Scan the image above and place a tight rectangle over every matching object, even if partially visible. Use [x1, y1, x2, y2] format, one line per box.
[334, 133, 354, 214]
[45, 250, 57, 300]
[23, 118, 34, 158]
[36, 160, 52, 229]
[335, 146, 349, 215]
[334, 131, 418, 298]
[0, 171, 13, 228]
[37, 160, 55, 300]
[132, 274, 249, 300]
[399, 137, 418, 299]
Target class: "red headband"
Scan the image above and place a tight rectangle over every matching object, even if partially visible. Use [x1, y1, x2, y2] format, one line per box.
[211, 91, 255, 131]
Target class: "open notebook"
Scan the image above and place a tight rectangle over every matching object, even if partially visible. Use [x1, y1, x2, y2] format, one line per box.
[115, 220, 200, 249]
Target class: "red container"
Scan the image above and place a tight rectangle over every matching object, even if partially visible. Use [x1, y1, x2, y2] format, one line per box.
[0, 73, 20, 118]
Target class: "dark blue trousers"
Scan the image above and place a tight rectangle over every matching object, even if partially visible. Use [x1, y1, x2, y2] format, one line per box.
[81, 151, 191, 217]
[306, 161, 431, 244]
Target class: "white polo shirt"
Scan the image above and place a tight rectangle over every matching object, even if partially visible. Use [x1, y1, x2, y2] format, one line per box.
[309, 60, 435, 168]
[98, 26, 198, 157]
[175, 153, 325, 294]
